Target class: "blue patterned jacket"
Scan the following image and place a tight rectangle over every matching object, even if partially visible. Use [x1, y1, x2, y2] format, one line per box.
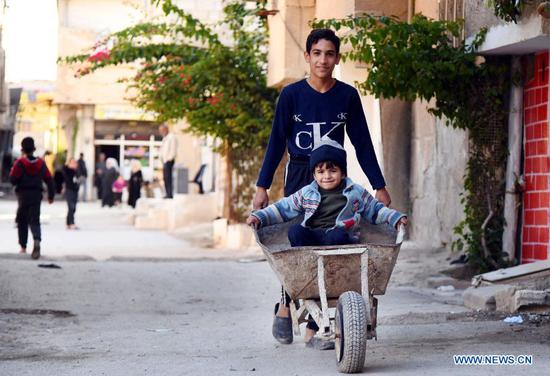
[252, 177, 406, 237]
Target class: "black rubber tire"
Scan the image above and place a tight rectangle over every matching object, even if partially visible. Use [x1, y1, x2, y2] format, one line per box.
[335, 291, 368, 373]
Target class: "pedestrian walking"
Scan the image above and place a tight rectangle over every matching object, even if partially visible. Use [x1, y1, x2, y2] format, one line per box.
[128, 159, 143, 208]
[252, 29, 392, 347]
[94, 152, 107, 200]
[112, 175, 127, 205]
[101, 158, 118, 207]
[77, 152, 88, 201]
[9, 137, 55, 259]
[159, 124, 177, 199]
[63, 158, 80, 230]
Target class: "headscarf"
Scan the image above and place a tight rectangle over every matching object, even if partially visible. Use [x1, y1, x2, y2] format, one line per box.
[105, 157, 119, 171]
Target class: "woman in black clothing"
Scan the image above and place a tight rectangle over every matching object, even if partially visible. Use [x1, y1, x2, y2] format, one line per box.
[101, 158, 118, 207]
[128, 160, 143, 208]
[63, 158, 80, 229]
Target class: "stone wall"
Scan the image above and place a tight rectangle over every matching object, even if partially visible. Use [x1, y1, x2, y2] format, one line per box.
[409, 100, 468, 248]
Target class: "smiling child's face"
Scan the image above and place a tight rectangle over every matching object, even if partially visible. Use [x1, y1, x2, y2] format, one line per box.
[313, 162, 344, 191]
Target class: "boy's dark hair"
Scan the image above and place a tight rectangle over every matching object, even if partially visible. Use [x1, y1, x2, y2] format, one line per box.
[306, 29, 340, 54]
[21, 137, 35, 154]
[314, 161, 344, 173]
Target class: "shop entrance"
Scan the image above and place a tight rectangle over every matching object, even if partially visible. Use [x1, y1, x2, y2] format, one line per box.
[96, 145, 119, 162]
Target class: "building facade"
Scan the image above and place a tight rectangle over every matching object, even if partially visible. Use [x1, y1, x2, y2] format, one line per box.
[465, 0, 550, 262]
[55, 0, 221, 199]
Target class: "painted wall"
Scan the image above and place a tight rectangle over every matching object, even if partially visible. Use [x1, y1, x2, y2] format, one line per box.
[521, 51, 550, 262]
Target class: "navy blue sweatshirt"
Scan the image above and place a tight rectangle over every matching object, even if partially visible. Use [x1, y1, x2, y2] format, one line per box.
[257, 79, 386, 190]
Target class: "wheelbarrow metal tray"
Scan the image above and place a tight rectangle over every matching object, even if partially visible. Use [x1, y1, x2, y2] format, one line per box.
[255, 218, 401, 300]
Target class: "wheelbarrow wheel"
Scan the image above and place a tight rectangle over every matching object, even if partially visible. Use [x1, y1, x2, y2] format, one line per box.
[335, 291, 367, 373]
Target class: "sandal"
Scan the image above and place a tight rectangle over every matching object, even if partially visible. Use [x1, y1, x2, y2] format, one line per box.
[305, 337, 335, 350]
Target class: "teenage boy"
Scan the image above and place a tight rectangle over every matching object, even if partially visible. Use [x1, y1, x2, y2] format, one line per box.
[9, 137, 55, 259]
[253, 28, 392, 345]
[248, 140, 406, 349]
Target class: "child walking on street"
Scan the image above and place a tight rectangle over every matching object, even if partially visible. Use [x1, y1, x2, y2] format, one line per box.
[63, 158, 80, 230]
[247, 140, 407, 349]
[9, 137, 55, 259]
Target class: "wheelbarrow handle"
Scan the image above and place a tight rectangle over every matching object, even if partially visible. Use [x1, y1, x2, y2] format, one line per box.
[396, 224, 407, 244]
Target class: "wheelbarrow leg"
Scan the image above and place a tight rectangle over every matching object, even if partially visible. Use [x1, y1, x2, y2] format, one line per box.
[317, 255, 331, 333]
[290, 301, 307, 336]
[360, 251, 377, 339]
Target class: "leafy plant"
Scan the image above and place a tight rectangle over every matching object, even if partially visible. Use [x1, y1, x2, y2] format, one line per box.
[61, 0, 279, 221]
[314, 15, 511, 272]
[487, 0, 524, 23]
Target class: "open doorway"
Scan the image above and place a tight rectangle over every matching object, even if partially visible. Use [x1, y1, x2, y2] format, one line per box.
[95, 145, 119, 164]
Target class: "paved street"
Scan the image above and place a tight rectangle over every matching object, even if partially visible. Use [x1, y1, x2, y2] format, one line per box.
[1, 199, 549, 375]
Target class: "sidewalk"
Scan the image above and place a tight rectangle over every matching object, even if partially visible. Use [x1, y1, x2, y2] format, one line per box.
[0, 199, 260, 261]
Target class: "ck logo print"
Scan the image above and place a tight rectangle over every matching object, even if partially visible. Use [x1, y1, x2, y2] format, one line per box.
[337, 112, 347, 120]
[293, 114, 302, 122]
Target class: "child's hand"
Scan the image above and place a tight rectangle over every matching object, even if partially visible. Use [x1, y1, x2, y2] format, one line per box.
[396, 216, 408, 230]
[246, 215, 260, 229]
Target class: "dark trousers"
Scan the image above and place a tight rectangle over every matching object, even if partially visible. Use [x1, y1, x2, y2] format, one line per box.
[288, 224, 352, 332]
[288, 225, 352, 247]
[66, 189, 78, 226]
[163, 160, 175, 198]
[16, 192, 42, 248]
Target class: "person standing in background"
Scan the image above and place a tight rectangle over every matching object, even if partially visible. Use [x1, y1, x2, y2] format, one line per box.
[9, 137, 55, 259]
[77, 153, 88, 202]
[63, 158, 80, 230]
[94, 152, 107, 200]
[101, 158, 119, 207]
[128, 159, 143, 208]
[159, 124, 177, 199]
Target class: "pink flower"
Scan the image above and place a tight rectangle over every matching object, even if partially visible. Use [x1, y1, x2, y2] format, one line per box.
[88, 49, 110, 63]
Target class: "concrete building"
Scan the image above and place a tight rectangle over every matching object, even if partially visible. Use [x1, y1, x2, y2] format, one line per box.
[12, 82, 64, 156]
[55, 0, 222, 200]
[0, 26, 13, 190]
[464, 0, 550, 263]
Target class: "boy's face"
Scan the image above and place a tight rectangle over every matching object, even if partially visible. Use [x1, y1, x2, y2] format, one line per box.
[314, 163, 344, 191]
[304, 39, 340, 80]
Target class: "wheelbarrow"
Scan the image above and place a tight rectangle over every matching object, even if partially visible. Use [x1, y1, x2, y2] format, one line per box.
[254, 218, 405, 373]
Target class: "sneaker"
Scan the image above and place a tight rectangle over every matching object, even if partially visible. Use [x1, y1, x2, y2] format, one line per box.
[305, 337, 335, 350]
[272, 302, 293, 344]
[31, 240, 40, 260]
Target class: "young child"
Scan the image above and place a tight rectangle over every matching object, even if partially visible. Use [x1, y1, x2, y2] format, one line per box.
[246, 140, 407, 348]
[9, 137, 55, 259]
[112, 175, 127, 205]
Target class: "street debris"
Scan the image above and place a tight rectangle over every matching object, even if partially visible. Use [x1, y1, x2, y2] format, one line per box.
[38, 263, 62, 269]
[437, 285, 455, 292]
[145, 328, 171, 333]
[503, 315, 523, 324]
